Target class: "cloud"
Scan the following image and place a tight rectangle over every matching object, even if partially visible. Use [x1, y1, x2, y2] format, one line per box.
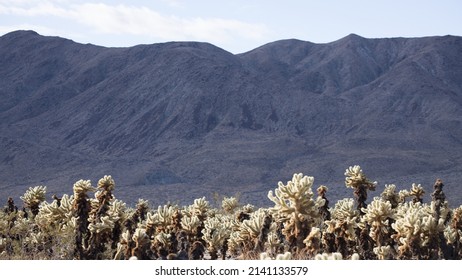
[73, 3, 268, 44]
[0, 23, 58, 35]
[0, 1, 269, 49]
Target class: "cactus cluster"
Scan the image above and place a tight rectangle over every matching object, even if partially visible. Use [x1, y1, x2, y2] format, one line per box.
[1, 166, 461, 259]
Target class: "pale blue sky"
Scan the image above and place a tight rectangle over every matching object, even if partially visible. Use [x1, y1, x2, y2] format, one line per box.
[1, 0, 461, 53]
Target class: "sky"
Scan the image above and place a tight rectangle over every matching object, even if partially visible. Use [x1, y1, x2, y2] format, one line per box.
[0, 0, 461, 54]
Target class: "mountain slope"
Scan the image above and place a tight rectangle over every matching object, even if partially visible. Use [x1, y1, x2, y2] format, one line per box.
[1, 31, 461, 206]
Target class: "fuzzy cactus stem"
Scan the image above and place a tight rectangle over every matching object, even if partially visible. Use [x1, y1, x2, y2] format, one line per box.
[344, 166, 376, 213]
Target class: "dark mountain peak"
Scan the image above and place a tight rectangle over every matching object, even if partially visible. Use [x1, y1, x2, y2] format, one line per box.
[240, 38, 314, 57]
[0, 30, 73, 45]
[1, 29, 39, 39]
[331, 33, 372, 49]
[339, 33, 365, 41]
[238, 39, 316, 72]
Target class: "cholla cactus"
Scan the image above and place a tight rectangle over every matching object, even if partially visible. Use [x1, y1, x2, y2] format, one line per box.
[191, 197, 209, 217]
[146, 204, 178, 234]
[361, 198, 394, 246]
[409, 183, 425, 203]
[71, 179, 93, 259]
[237, 209, 268, 251]
[3, 166, 462, 260]
[150, 231, 171, 259]
[324, 198, 359, 257]
[21, 186, 47, 216]
[0, 213, 8, 235]
[181, 215, 201, 235]
[325, 198, 359, 240]
[345, 165, 376, 212]
[373, 245, 392, 260]
[398, 189, 411, 203]
[35, 194, 74, 232]
[0, 238, 6, 255]
[98, 175, 115, 191]
[265, 223, 283, 255]
[222, 196, 239, 214]
[314, 252, 344, 260]
[268, 173, 324, 250]
[88, 215, 116, 234]
[260, 251, 292, 260]
[431, 179, 446, 220]
[73, 179, 94, 197]
[391, 202, 444, 259]
[94, 175, 115, 217]
[381, 184, 400, 208]
[124, 199, 149, 235]
[317, 185, 331, 221]
[443, 205, 462, 258]
[303, 227, 322, 256]
[131, 228, 150, 259]
[85, 175, 119, 259]
[202, 216, 232, 259]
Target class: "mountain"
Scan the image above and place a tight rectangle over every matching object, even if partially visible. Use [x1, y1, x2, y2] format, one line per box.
[1, 30, 461, 206]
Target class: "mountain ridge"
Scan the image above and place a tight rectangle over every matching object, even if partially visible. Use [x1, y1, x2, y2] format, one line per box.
[1, 30, 461, 206]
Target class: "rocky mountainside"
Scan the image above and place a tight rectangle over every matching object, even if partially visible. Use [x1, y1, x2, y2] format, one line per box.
[1, 30, 461, 206]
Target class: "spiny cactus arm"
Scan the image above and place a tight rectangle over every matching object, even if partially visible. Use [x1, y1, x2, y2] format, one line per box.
[240, 219, 262, 239]
[409, 183, 425, 199]
[268, 174, 316, 218]
[88, 215, 116, 233]
[361, 198, 394, 225]
[222, 196, 239, 213]
[267, 189, 293, 217]
[97, 175, 115, 191]
[154, 232, 171, 247]
[20, 186, 47, 207]
[181, 215, 201, 233]
[344, 165, 376, 190]
[73, 180, 94, 196]
[275, 252, 292, 260]
[373, 245, 391, 260]
[132, 228, 149, 245]
[192, 197, 209, 216]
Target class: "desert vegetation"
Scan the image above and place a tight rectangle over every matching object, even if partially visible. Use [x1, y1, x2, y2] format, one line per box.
[1, 166, 461, 260]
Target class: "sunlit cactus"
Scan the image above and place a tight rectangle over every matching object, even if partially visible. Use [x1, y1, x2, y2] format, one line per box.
[1, 167, 462, 260]
[391, 201, 444, 259]
[71, 179, 93, 259]
[222, 196, 239, 214]
[314, 252, 344, 260]
[317, 185, 331, 221]
[260, 251, 292, 260]
[303, 227, 322, 256]
[0, 238, 7, 256]
[202, 216, 232, 259]
[237, 209, 268, 251]
[409, 183, 425, 203]
[191, 197, 209, 217]
[181, 215, 201, 235]
[131, 228, 150, 259]
[21, 186, 47, 216]
[265, 223, 283, 255]
[324, 198, 359, 257]
[373, 245, 392, 260]
[381, 184, 400, 208]
[124, 199, 149, 234]
[146, 204, 178, 234]
[361, 198, 394, 246]
[268, 173, 324, 251]
[344, 165, 376, 212]
[35, 194, 74, 232]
